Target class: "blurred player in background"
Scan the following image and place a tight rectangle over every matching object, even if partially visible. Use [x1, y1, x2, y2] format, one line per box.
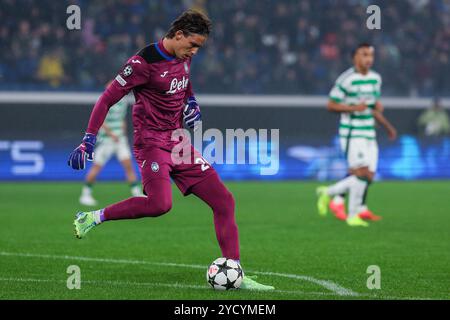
[68, 9, 273, 290]
[316, 43, 397, 227]
[417, 97, 450, 137]
[79, 91, 143, 206]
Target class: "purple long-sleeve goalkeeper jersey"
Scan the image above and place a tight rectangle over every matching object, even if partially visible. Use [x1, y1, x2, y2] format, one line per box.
[86, 40, 194, 149]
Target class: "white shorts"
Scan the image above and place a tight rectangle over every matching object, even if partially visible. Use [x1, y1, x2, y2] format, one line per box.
[94, 136, 132, 166]
[340, 137, 378, 172]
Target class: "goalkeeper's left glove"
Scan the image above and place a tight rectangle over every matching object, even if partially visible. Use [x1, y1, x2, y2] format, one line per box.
[183, 96, 201, 129]
[67, 133, 96, 170]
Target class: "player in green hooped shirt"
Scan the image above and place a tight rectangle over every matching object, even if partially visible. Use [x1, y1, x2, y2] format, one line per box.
[316, 43, 397, 227]
[79, 95, 143, 206]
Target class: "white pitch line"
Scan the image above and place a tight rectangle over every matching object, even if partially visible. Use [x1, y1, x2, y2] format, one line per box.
[0, 251, 358, 296]
[0, 277, 342, 297]
[1, 277, 436, 300]
[251, 271, 359, 297]
[0, 277, 208, 291]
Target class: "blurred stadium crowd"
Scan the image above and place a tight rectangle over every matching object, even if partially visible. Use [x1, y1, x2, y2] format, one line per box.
[1, 0, 449, 96]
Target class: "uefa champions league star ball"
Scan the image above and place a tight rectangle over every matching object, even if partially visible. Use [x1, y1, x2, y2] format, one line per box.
[206, 257, 243, 290]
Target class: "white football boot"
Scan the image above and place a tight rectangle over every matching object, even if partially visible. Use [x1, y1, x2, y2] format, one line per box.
[79, 192, 97, 206]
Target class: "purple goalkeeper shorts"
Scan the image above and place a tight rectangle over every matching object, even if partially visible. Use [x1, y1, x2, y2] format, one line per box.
[133, 143, 216, 196]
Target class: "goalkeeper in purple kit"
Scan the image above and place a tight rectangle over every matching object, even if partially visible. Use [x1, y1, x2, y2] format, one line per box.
[67, 10, 273, 290]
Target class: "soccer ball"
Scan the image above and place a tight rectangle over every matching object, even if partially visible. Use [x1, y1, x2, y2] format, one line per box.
[206, 257, 243, 290]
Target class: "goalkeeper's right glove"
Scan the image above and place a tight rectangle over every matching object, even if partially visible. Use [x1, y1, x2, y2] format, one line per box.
[67, 133, 96, 170]
[183, 96, 201, 129]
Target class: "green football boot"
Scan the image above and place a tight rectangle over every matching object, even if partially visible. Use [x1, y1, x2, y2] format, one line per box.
[316, 186, 330, 217]
[346, 215, 369, 227]
[73, 211, 98, 239]
[240, 275, 274, 291]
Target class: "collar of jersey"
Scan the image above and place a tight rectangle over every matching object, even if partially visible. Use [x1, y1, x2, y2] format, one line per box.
[155, 40, 175, 61]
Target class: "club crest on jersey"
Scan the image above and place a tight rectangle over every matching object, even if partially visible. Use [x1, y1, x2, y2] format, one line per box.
[122, 65, 133, 77]
[166, 76, 189, 94]
[151, 162, 159, 172]
[184, 62, 189, 73]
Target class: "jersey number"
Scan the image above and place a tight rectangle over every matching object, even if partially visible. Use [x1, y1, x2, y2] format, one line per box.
[195, 157, 210, 172]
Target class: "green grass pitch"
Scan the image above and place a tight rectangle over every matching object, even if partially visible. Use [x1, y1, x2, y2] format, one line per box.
[0, 181, 449, 300]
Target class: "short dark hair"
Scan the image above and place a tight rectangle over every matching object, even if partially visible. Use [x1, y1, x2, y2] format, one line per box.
[351, 42, 373, 58]
[165, 9, 212, 38]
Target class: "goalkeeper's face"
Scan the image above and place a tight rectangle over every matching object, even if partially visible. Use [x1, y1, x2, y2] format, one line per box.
[173, 30, 207, 59]
[354, 46, 375, 72]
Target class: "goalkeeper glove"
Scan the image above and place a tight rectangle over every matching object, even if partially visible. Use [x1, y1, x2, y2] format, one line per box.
[183, 96, 201, 129]
[68, 133, 96, 170]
